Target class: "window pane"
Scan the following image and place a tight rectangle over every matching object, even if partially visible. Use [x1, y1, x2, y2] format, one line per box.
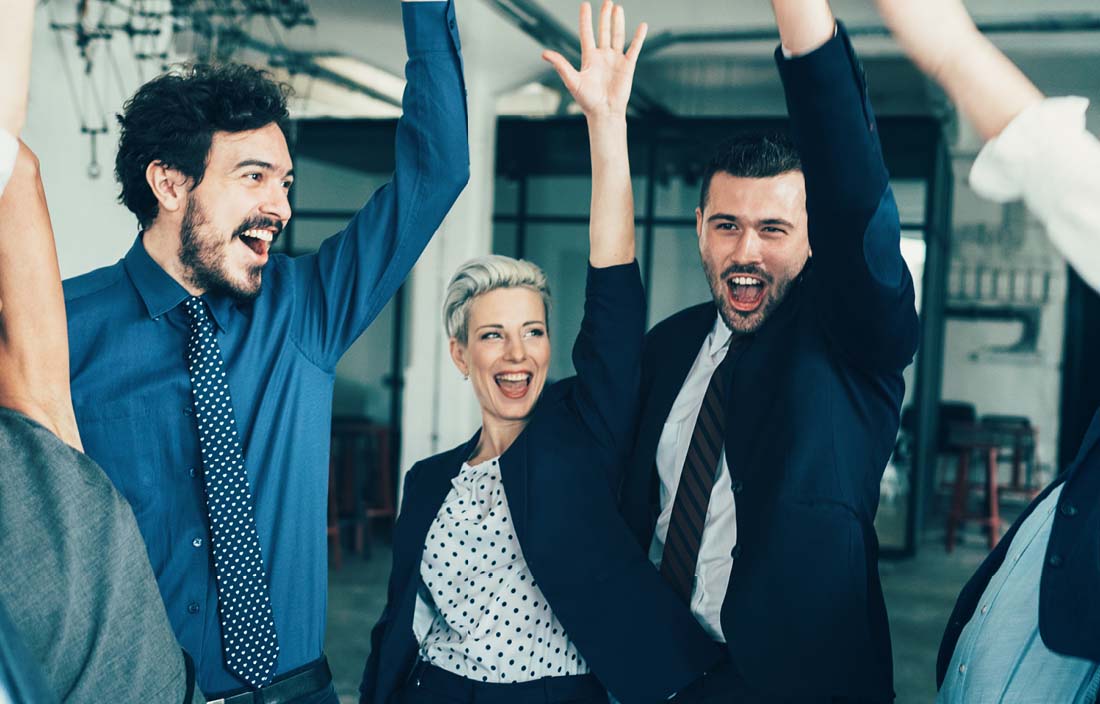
[289, 217, 347, 254]
[892, 179, 927, 226]
[646, 226, 711, 328]
[495, 176, 520, 216]
[493, 221, 519, 259]
[654, 176, 700, 219]
[526, 175, 649, 217]
[293, 155, 390, 211]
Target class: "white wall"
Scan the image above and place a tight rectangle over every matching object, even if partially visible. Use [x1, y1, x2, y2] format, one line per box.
[24, 5, 154, 279]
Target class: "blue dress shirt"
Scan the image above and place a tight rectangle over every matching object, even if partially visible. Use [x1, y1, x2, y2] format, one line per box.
[939, 485, 1100, 703]
[62, 1, 468, 694]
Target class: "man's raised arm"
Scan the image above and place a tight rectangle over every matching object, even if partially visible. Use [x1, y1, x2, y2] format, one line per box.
[770, 0, 918, 372]
[0, 0, 36, 198]
[875, 0, 1100, 293]
[0, 144, 82, 450]
[291, 0, 469, 368]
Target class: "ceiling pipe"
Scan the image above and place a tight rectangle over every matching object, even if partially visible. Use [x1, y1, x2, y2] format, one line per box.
[643, 14, 1100, 55]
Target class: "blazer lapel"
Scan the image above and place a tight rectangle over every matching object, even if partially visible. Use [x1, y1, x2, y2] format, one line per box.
[623, 304, 716, 543]
[1073, 407, 1100, 467]
[394, 431, 480, 572]
[637, 305, 716, 467]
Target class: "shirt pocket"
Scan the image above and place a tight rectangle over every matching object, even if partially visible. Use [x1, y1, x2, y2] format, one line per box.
[74, 399, 167, 525]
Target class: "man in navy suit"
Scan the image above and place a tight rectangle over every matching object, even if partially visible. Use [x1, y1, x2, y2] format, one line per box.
[873, 0, 1100, 700]
[619, 0, 919, 700]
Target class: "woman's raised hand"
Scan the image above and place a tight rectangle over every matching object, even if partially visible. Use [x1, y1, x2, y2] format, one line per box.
[542, 1, 647, 121]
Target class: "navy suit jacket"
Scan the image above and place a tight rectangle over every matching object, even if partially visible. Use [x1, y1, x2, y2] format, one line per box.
[360, 263, 722, 704]
[937, 407, 1100, 687]
[619, 26, 919, 702]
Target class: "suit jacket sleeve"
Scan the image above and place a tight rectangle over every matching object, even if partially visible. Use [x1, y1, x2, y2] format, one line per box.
[289, 0, 469, 370]
[569, 261, 647, 479]
[775, 22, 919, 372]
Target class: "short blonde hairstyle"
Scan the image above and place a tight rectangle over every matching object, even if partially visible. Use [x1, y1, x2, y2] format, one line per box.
[443, 255, 552, 343]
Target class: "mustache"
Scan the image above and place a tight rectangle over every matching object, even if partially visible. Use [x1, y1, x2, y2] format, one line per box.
[720, 263, 773, 285]
[231, 217, 284, 241]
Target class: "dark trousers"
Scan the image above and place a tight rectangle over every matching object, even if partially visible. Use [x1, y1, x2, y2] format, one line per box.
[397, 663, 608, 704]
[673, 659, 888, 704]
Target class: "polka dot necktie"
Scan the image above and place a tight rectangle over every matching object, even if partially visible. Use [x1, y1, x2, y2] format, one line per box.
[185, 296, 280, 689]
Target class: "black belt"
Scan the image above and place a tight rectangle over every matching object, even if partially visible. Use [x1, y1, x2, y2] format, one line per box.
[207, 656, 332, 704]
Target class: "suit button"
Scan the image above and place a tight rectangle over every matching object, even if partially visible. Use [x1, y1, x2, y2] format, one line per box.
[1049, 554, 1064, 568]
[1060, 504, 1078, 517]
[187, 602, 200, 614]
[730, 545, 742, 559]
[730, 480, 744, 493]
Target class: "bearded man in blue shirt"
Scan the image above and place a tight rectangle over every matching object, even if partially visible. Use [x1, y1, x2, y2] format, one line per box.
[62, 1, 469, 701]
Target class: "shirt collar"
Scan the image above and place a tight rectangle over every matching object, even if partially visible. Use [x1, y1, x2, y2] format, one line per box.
[706, 314, 734, 360]
[122, 234, 234, 332]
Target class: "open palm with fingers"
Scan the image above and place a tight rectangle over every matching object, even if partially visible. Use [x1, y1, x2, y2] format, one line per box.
[542, 1, 647, 120]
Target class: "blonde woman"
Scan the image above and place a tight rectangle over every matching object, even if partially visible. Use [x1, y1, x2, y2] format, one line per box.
[359, 3, 721, 703]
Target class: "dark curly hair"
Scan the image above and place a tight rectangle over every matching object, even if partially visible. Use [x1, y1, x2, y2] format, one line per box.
[115, 63, 291, 228]
[699, 133, 802, 211]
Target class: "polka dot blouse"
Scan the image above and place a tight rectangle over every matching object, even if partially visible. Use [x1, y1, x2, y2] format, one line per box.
[413, 456, 588, 682]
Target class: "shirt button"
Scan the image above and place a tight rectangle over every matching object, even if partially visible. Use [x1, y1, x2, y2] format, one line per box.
[187, 602, 200, 614]
[958, 663, 967, 675]
[192, 537, 204, 548]
[1049, 554, 1064, 568]
[1060, 504, 1078, 517]
[980, 604, 989, 615]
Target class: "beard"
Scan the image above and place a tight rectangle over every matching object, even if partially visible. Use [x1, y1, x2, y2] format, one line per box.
[178, 197, 278, 302]
[703, 259, 802, 335]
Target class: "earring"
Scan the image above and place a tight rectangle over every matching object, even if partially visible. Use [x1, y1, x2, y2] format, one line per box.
[462, 373, 469, 381]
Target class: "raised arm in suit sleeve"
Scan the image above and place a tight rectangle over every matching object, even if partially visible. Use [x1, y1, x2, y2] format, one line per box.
[775, 23, 919, 372]
[289, 0, 469, 369]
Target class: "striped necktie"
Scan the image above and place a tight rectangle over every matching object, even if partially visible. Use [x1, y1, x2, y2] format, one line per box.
[659, 343, 736, 603]
[185, 296, 280, 688]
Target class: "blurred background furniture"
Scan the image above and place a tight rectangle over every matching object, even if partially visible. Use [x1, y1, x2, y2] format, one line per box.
[327, 416, 396, 568]
[943, 416, 1041, 552]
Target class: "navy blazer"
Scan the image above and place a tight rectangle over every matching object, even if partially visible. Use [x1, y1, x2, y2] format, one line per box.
[360, 263, 722, 704]
[937, 407, 1100, 687]
[619, 26, 919, 703]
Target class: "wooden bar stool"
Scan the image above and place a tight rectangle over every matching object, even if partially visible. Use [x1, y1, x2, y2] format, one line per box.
[945, 421, 1005, 552]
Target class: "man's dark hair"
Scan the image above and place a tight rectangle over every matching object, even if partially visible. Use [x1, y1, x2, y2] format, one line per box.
[698, 132, 802, 210]
[115, 63, 291, 228]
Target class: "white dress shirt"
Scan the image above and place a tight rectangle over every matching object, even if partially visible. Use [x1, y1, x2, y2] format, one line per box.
[970, 96, 1100, 294]
[648, 316, 738, 643]
[0, 130, 17, 201]
[413, 456, 588, 682]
